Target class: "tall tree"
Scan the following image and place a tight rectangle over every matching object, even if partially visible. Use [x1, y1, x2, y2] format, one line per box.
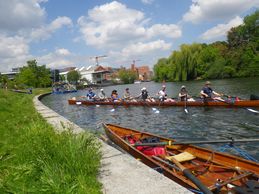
[16, 60, 52, 88]
[67, 70, 81, 84]
[118, 69, 137, 84]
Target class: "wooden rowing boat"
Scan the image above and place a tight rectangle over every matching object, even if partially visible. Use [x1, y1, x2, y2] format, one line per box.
[103, 123, 259, 193]
[68, 98, 259, 107]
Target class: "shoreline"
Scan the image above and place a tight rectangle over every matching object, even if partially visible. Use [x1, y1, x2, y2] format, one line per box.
[36, 92, 191, 194]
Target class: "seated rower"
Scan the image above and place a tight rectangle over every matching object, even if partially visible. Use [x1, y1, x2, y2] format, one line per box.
[98, 88, 108, 101]
[86, 88, 96, 101]
[200, 81, 223, 101]
[137, 87, 155, 102]
[178, 86, 194, 102]
[157, 85, 175, 102]
[123, 88, 137, 102]
[111, 90, 121, 102]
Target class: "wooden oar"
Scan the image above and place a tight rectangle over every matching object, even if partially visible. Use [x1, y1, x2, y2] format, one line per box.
[215, 98, 259, 114]
[133, 138, 259, 147]
[184, 95, 188, 114]
[110, 99, 124, 112]
[169, 155, 213, 194]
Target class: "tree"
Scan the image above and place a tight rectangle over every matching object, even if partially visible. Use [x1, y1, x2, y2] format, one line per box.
[67, 70, 81, 84]
[153, 58, 173, 82]
[118, 69, 137, 84]
[16, 60, 52, 88]
[169, 43, 203, 81]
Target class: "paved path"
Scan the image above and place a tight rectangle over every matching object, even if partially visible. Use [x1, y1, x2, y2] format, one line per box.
[34, 94, 192, 194]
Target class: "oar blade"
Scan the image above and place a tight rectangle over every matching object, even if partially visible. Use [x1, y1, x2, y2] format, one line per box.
[246, 108, 259, 114]
[155, 110, 160, 114]
[184, 108, 188, 114]
[76, 101, 82, 105]
[110, 108, 115, 112]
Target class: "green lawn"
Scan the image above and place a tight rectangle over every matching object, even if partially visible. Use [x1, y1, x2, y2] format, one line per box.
[0, 89, 102, 193]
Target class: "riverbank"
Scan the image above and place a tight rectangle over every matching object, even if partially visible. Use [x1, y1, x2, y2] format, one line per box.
[0, 89, 101, 193]
[36, 92, 191, 193]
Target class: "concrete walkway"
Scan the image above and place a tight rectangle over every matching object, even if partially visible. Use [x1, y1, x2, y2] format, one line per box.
[34, 94, 191, 194]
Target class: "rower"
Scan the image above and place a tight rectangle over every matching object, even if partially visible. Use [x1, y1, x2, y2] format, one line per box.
[179, 86, 194, 101]
[98, 88, 108, 101]
[137, 87, 155, 102]
[157, 85, 174, 102]
[123, 88, 136, 102]
[111, 90, 121, 102]
[86, 88, 96, 101]
[200, 81, 223, 101]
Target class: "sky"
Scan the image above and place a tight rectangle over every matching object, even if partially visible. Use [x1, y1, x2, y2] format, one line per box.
[0, 0, 258, 72]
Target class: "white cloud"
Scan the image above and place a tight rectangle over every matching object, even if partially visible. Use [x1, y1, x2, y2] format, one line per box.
[147, 24, 182, 39]
[0, 0, 46, 31]
[121, 40, 171, 57]
[141, 0, 154, 5]
[30, 16, 72, 41]
[0, 34, 32, 71]
[201, 16, 243, 40]
[78, 1, 181, 48]
[37, 48, 74, 69]
[55, 48, 71, 56]
[183, 0, 258, 23]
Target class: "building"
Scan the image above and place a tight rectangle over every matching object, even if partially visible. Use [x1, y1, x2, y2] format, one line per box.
[130, 64, 152, 81]
[0, 67, 21, 80]
[79, 65, 110, 85]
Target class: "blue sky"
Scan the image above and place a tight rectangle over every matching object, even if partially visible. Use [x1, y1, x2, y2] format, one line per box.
[0, 0, 258, 72]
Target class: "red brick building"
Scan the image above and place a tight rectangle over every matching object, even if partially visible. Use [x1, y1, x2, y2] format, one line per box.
[131, 64, 152, 81]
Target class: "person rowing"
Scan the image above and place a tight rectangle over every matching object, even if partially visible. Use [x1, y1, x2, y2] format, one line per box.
[98, 88, 108, 101]
[200, 81, 223, 101]
[179, 85, 194, 101]
[157, 85, 175, 102]
[123, 88, 137, 102]
[86, 88, 96, 101]
[111, 90, 121, 102]
[137, 87, 155, 102]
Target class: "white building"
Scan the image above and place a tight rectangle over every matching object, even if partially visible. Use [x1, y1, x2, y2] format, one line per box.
[59, 65, 110, 85]
[79, 65, 109, 84]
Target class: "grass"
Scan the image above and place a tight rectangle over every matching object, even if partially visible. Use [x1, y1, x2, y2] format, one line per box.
[0, 89, 102, 193]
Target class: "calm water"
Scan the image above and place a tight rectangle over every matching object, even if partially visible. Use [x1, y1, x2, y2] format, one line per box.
[41, 77, 259, 160]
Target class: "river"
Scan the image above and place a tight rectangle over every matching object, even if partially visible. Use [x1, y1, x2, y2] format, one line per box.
[41, 77, 259, 160]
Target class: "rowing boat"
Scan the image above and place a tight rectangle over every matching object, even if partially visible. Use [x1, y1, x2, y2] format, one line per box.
[103, 123, 259, 193]
[68, 98, 259, 107]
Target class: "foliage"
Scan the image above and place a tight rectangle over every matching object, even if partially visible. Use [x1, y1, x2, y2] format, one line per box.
[67, 70, 81, 84]
[153, 11, 259, 82]
[0, 89, 102, 193]
[118, 69, 137, 84]
[16, 60, 52, 87]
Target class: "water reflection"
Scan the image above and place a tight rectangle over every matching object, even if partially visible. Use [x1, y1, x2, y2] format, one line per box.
[41, 78, 259, 160]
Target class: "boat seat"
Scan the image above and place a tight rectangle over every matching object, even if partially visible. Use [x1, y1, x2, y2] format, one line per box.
[165, 152, 196, 162]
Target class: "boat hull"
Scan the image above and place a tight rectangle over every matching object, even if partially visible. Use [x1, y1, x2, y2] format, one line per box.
[103, 123, 259, 193]
[68, 99, 259, 107]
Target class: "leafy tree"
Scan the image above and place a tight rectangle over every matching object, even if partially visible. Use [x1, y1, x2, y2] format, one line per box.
[153, 58, 173, 82]
[153, 10, 259, 81]
[16, 60, 52, 88]
[67, 70, 81, 84]
[118, 69, 137, 84]
[168, 43, 203, 81]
